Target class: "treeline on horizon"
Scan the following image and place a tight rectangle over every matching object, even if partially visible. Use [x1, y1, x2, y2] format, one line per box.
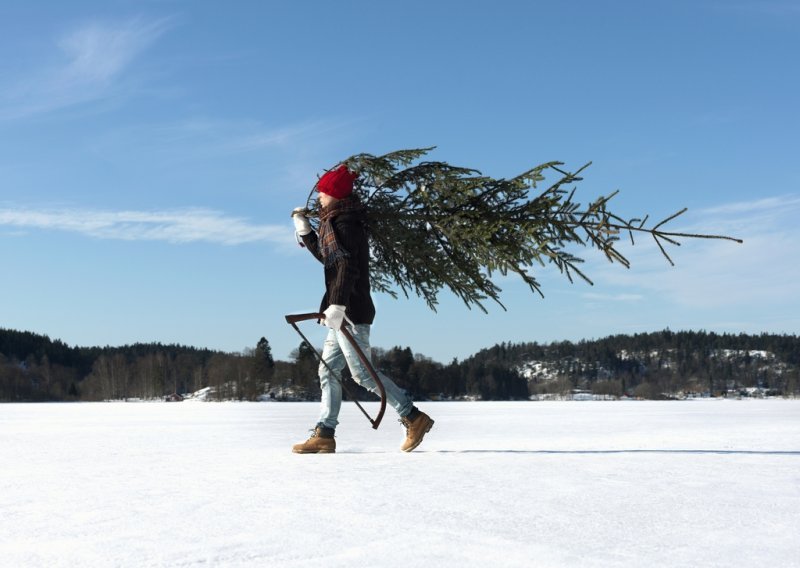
[1, 327, 799, 402]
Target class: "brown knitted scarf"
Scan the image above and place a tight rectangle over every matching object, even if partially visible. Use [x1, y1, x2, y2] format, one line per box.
[318, 196, 366, 266]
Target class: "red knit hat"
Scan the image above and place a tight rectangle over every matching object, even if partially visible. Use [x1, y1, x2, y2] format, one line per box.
[316, 165, 357, 200]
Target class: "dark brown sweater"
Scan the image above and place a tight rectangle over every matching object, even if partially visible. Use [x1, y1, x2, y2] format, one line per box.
[301, 210, 376, 325]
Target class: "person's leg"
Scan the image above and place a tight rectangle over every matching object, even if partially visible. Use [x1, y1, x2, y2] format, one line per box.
[292, 329, 346, 453]
[337, 324, 415, 417]
[337, 324, 434, 451]
[318, 327, 346, 429]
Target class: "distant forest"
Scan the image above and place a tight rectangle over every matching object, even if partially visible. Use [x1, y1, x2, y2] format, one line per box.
[1, 327, 799, 402]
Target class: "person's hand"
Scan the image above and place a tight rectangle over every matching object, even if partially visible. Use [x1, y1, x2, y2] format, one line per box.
[322, 304, 353, 331]
[291, 207, 312, 236]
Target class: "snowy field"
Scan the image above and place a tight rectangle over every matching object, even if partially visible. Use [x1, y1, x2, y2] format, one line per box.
[1, 400, 798, 568]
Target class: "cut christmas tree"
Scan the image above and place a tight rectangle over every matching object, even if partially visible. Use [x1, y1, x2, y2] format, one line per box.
[301, 147, 741, 312]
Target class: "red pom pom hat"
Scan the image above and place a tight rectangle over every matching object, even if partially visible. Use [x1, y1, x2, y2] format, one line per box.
[316, 165, 358, 200]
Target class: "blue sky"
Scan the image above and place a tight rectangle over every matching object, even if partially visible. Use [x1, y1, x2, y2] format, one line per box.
[1, 1, 798, 363]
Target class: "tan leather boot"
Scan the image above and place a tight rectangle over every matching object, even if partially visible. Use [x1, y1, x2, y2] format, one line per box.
[400, 409, 434, 452]
[292, 425, 336, 454]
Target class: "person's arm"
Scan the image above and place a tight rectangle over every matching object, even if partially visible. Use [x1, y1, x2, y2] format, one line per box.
[301, 231, 325, 264]
[293, 209, 324, 264]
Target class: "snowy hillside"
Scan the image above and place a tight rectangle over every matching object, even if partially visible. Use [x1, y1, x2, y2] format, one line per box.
[519, 347, 785, 384]
[516, 343, 796, 399]
[1, 400, 798, 567]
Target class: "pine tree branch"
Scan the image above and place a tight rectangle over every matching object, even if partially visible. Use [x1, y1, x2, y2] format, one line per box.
[304, 149, 742, 312]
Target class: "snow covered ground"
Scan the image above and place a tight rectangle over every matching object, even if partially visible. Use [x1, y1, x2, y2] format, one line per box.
[1, 400, 798, 567]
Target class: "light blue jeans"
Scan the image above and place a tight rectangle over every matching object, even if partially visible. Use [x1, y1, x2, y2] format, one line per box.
[318, 324, 413, 429]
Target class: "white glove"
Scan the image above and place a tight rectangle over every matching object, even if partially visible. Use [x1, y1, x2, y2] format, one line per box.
[322, 304, 354, 331]
[291, 207, 312, 236]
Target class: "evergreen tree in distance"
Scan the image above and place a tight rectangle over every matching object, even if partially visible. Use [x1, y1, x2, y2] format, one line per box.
[300, 148, 742, 312]
[252, 337, 275, 396]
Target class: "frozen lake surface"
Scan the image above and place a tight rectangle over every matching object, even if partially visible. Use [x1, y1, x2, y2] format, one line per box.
[1, 400, 799, 567]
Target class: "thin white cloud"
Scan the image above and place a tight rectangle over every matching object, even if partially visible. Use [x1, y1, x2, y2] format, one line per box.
[581, 292, 643, 302]
[79, 116, 364, 196]
[81, 116, 364, 198]
[0, 205, 288, 246]
[58, 18, 170, 84]
[139, 117, 355, 155]
[586, 193, 800, 309]
[697, 195, 800, 216]
[1, 17, 172, 119]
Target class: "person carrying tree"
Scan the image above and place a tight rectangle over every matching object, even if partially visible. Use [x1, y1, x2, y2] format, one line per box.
[290, 164, 434, 454]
